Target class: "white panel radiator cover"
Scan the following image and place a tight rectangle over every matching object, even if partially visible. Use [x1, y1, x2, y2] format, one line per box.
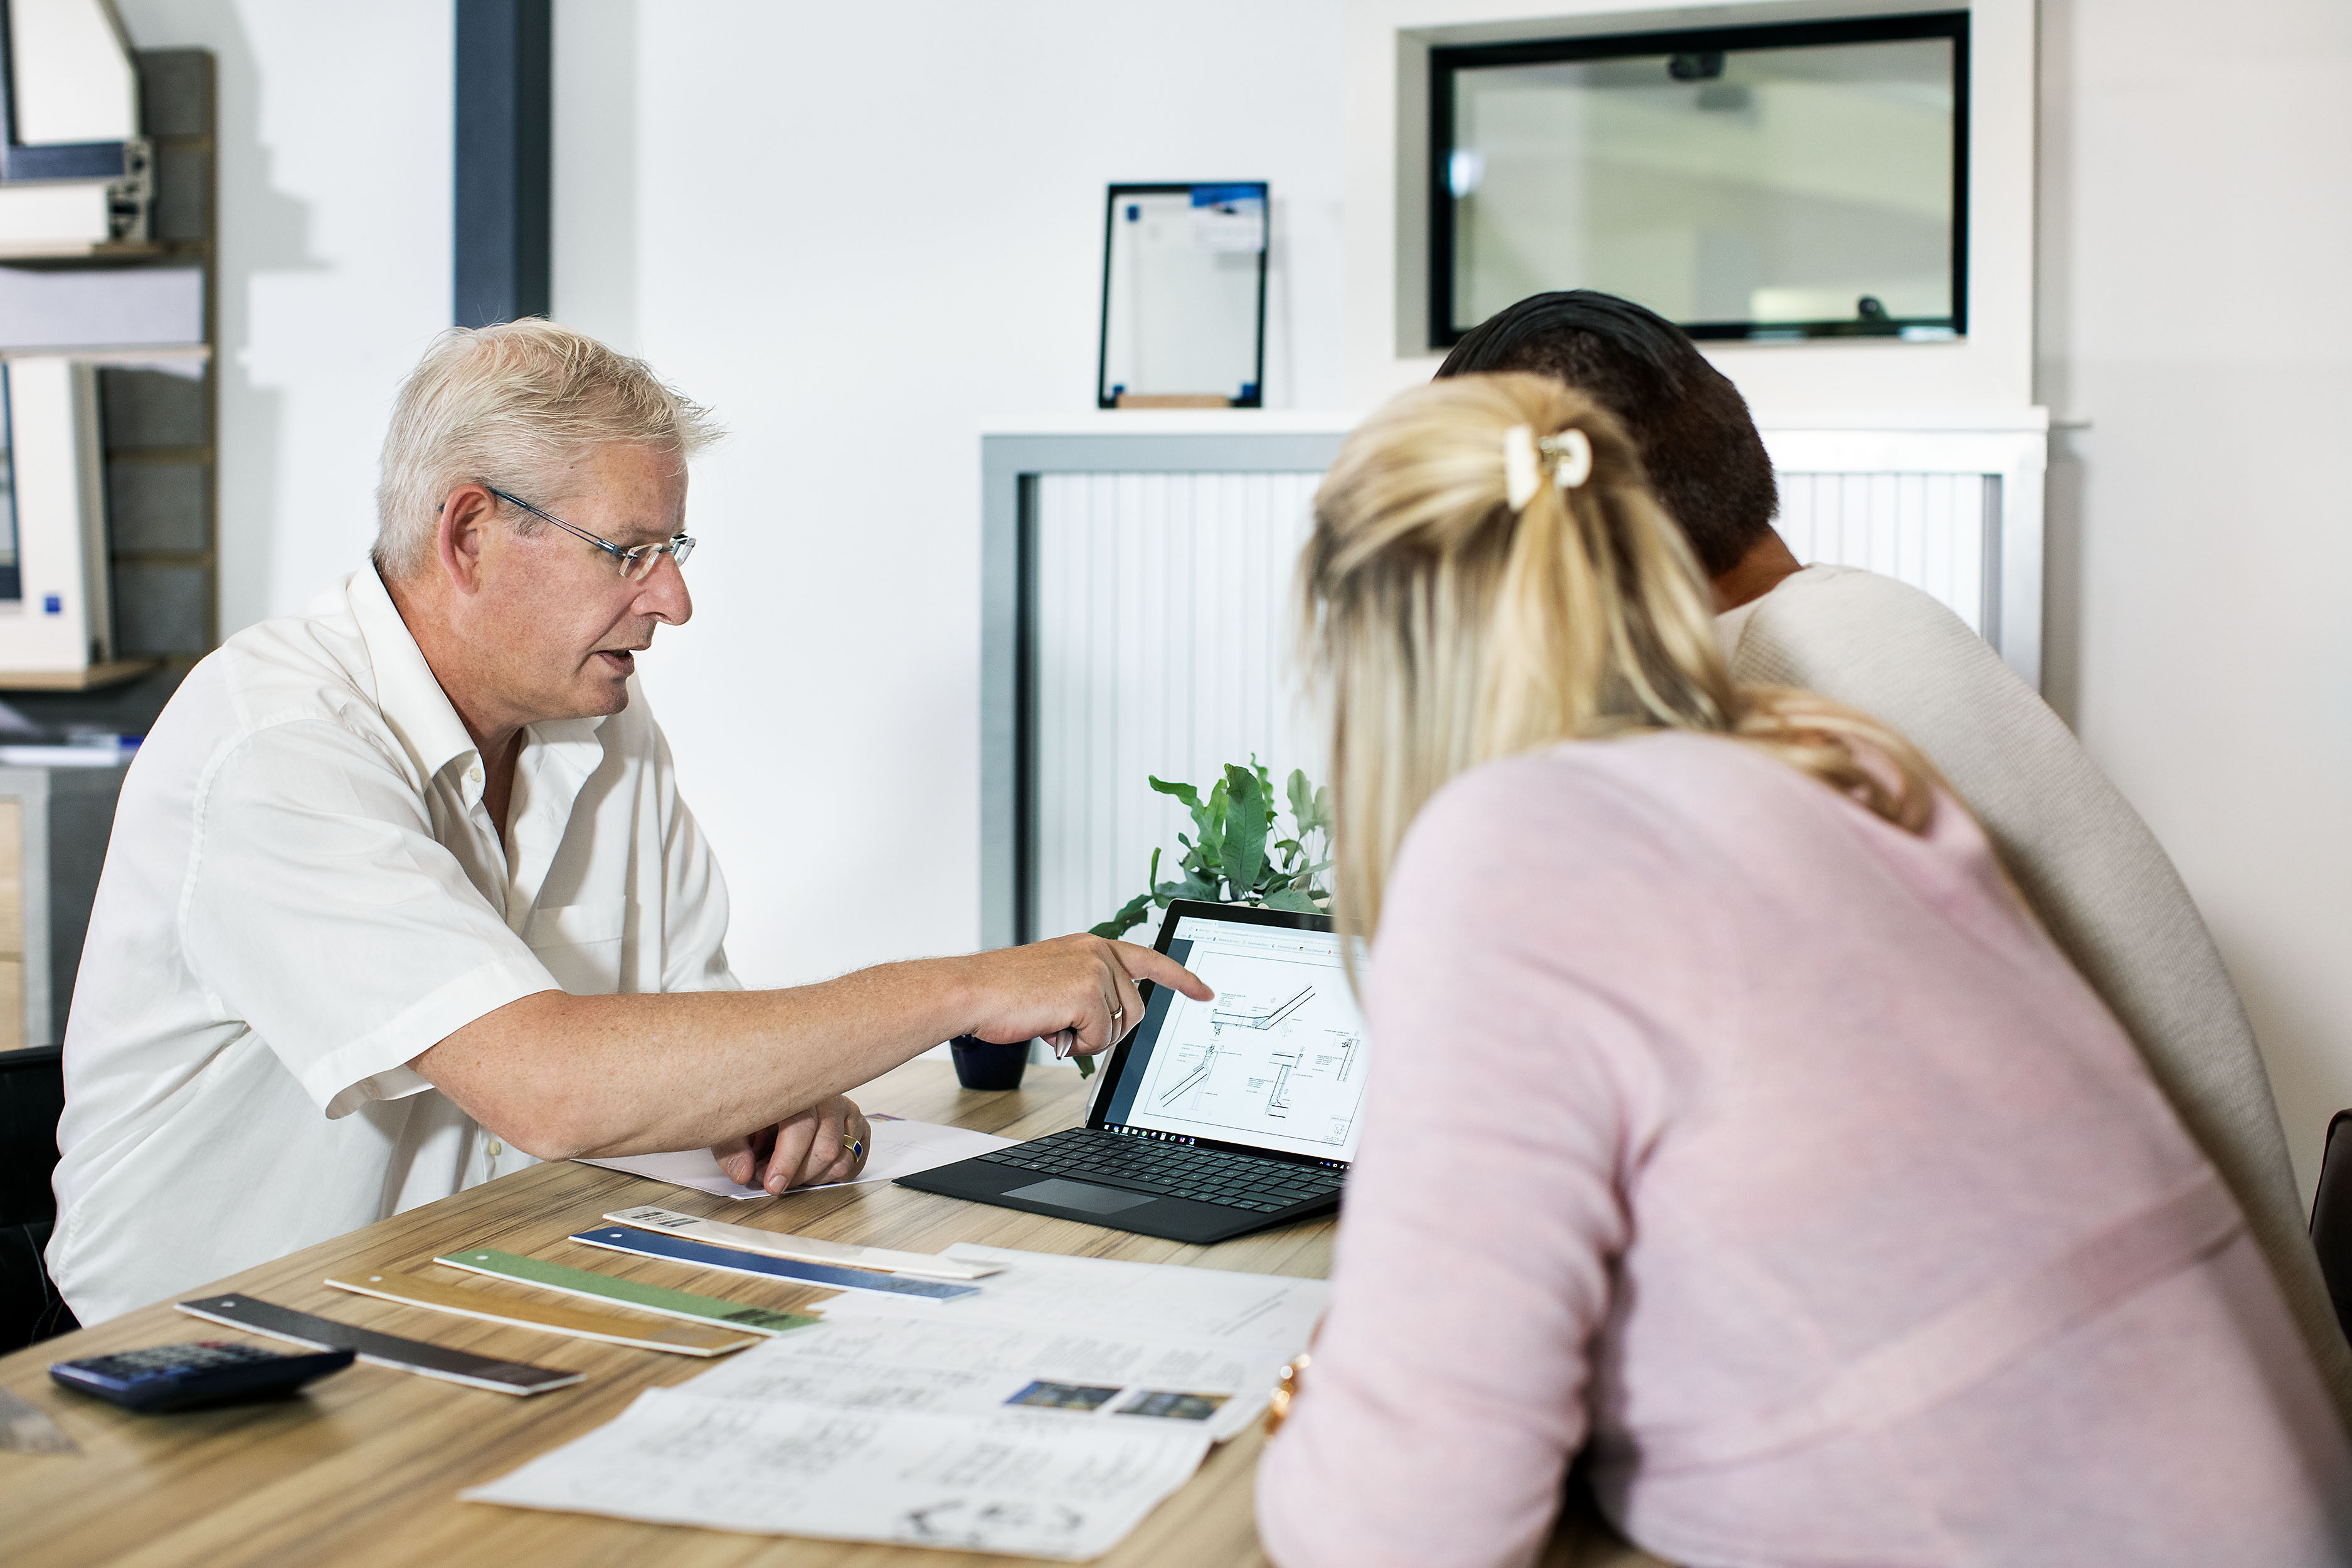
[1030, 472, 1324, 943]
[990, 413, 2047, 951]
[1774, 472, 1996, 638]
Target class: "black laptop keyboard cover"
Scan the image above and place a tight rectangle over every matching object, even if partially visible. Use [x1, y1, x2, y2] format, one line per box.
[978, 1127, 1344, 1212]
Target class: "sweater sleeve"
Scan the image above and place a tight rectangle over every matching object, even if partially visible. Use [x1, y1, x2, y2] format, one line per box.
[1255, 755, 1688, 1568]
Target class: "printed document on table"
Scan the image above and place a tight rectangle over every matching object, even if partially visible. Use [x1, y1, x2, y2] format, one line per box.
[579, 1116, 1013, 1199]
[685, 1311, 1278, 1442]
[462, 1387, 1210, 1560]
[817, 1244, 1329, 1357]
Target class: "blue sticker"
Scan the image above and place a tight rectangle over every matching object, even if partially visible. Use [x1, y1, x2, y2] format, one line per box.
[41, 595, 60, 615]
[1238, 382, 1259, 401]
[1125, 204, 1140, 222]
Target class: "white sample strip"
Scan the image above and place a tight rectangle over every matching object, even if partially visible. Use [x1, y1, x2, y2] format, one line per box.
[603, 1206, 1001, 1281]
[684, 1310, 1275, 1444]
[578, 1116, 1015, 1200]
[818, 1244, 1330, 1357]
[462, 1387, 1210, 1560]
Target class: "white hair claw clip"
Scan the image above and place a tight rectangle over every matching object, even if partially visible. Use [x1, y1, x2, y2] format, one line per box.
[1503, 424, 1594, 511]
[1503, 424, 1542, 511]
[1541, 428, 1594, 489]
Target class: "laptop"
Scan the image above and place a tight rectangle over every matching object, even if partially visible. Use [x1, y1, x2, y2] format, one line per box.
[896, 900, 1370, 1244]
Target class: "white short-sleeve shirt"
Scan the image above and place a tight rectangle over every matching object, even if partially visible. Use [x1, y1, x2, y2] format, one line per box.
[48, 568, 739, 1323]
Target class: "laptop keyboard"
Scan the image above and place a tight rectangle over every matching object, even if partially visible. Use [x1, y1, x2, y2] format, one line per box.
[979, 1128, 1345, 1213]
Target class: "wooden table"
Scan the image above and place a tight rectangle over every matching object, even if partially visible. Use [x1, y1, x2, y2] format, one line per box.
[1, 1059, 1657, 1567]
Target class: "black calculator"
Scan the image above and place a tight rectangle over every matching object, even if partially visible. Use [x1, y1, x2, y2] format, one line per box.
[50, 1340, 356, 1413]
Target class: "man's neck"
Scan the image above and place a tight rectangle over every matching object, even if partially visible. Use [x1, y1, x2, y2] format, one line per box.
[1711, 531, 1804, 613]
[381, 568, 526, 819]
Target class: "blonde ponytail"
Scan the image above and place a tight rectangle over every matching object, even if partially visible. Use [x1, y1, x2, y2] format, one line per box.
[1303, 373, 1942, 940]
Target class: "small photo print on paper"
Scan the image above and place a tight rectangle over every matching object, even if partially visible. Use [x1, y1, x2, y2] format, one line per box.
[1115, 1389, 1231, 1421]
[1005, 1379, 1123, 1412]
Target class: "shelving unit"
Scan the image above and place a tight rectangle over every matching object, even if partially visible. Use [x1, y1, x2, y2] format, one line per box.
[0, 49, 216, 728]
[0, 50, 217, 1047]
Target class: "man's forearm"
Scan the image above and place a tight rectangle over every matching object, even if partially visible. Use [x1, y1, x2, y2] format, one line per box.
[413, 955, 982, 1160]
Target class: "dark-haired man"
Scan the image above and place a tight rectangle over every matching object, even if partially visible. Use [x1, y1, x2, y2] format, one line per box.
[1438, 289, 2352, 1425]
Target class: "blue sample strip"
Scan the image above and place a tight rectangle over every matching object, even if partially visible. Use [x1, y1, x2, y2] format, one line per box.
[567, 1228, 983, 1304]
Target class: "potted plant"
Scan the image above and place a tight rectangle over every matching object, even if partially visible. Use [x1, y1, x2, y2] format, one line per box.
[1072, 758, 1333, 1078]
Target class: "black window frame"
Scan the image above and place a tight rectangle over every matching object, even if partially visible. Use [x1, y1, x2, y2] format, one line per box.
[1429, 10, 1969, 348]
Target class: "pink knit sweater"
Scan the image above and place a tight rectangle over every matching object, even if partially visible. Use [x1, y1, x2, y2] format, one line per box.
[1256, 733, 2351, 1568]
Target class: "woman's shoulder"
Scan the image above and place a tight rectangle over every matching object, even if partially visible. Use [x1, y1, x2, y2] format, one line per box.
[1406, 730, 1997, 922]
[1415, 731, 1798, 844]
[1397, 733, 1779, 911]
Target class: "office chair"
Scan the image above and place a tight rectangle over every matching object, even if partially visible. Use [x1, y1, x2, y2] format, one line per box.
[2307, 1110, 2352, 1348]
[0, 1044, 77, 1349]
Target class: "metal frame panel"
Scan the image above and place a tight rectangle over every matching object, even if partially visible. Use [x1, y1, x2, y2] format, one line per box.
[980, 432, 1346, 950]
[983, 420, 2045, 951]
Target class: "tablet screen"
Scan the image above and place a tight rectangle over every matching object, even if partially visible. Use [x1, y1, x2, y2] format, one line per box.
[1098, 913, 1370, 1166]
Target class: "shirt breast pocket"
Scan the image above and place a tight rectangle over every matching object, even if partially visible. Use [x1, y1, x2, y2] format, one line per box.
[523, 898, 630, 995]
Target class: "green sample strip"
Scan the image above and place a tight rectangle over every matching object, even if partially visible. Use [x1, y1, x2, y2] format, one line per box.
[435, 1247, 820, 1337]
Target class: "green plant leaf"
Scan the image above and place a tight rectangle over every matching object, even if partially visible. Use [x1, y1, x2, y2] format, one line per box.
[1090, 890, 1155, 941]
[1076, 1054, 1096, 1079]
[1158, 870, 1218, 905]
[1199, 777, 1230, 889]
[1148, 775, 1204, 812]
[1220, 764, 1271, 896]
[1264, 884, 1322, 914]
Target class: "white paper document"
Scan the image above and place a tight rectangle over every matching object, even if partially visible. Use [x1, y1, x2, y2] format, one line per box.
[819, 1244, 1330, 1356]
[461, 1251, 1328, 1554]
[580, 1116, 1014, 1200]
[686, 1311, 1276, 1443]
[463, 1386, 1210, 1560]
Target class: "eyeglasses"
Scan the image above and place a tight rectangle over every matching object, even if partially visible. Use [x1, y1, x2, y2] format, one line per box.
[484, 485, 696, 581]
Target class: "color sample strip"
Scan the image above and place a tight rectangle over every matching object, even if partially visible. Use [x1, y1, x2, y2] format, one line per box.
[568, 1227, 984, 1303]
[433, 1248, 818, 1337]
[603, 1205, 1000, 1281]
[176, 1293, 581, 1396]
[325, 1271, 759, 1357]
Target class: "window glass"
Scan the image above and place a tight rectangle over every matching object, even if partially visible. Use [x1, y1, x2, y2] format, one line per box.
[1439, 19, 1963, 342]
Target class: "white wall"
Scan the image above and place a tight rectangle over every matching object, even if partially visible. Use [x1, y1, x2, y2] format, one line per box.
[111, 1, 452, 635]
[549, 1, 1347, 987]
[2038, 0, 2352, 1193]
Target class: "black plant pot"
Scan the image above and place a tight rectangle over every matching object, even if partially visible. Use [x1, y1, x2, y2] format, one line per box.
[948, 1035, 1029, 1091]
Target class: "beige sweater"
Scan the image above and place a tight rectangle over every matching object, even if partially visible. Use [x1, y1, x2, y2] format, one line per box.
[1724, 563, 2352, 1426]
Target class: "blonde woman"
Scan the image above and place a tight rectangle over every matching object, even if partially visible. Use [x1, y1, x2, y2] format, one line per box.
[1255, 374, 2352, 1568]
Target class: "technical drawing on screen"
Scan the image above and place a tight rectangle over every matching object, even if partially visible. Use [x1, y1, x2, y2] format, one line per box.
[1118, 919, 1370, 1162]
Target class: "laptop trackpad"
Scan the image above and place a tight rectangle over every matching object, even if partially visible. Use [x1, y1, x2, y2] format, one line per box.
[1005, 1179, 1157, 1214]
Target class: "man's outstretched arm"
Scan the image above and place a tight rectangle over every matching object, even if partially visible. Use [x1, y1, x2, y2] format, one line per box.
[411, 933, 1208, 1166]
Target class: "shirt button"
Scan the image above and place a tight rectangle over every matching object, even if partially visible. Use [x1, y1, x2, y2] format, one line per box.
[487, 1138, 504, 1158]
[468, 766, 483, 783]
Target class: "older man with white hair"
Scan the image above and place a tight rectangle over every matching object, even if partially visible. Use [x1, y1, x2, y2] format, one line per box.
[46, 320, 1204, 1324]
